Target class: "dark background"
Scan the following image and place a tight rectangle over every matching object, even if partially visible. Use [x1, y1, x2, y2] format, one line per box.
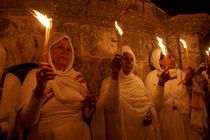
[151, 0, 210, 16]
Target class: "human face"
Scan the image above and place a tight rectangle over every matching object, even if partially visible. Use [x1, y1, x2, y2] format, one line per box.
[159, 51, 175, 69]
[122, 52, 134, 75]
[50, 38, 71, 71]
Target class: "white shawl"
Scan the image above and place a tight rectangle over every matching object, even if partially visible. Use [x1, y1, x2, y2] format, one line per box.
[47, 32, 88, 103]
[91, 46, 160, 140]
[19, 32, 88, 108]
[146, 48, 190, 114]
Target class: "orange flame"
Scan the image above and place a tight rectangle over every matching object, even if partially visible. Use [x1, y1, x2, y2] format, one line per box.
[156, 36, 167, 56]
[115, 21, 123, 36]
[206, 51, 209, 56]
[28, 8, 52, 62]
[179, 39, 187, 49]
[28, 9, 52, 29]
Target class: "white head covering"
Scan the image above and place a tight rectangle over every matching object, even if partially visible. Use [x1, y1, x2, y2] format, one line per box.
[47, 32, 87, 103]
[122, 45, 136, 64]
[150, 48, 162, 71]
[119, 46, 153, 117]
[48, 32, 75, 75]
[118, 45, 136, 74]
[91, 45, 160, 140]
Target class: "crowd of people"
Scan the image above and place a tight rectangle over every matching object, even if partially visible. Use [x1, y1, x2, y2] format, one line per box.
[0, 32, 209, 140]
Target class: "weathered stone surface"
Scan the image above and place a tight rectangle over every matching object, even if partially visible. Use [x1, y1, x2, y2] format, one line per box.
[0, 0, 210, 93]
[80, 25, 117, 58]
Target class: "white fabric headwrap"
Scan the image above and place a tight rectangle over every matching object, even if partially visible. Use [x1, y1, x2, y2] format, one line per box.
[48, 32, 75, 76]
[122, 45, 136, 64]
[113, 45, 154, 117]
[150, 48, 162, 71]
[47, 32, 87, 103]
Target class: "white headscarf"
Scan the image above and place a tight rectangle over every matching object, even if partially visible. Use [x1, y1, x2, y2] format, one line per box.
[47, 32, 88, 103]
[119, 45, 154, 117]
[48, 32, 75, 76]
[92, 45, 160, 140]
[121, 45, 136, 63]
[150, 48, 162, 71]
[150, 48, 178, 77]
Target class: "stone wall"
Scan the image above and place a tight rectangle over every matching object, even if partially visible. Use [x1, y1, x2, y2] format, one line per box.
[0, 0, 210, 95]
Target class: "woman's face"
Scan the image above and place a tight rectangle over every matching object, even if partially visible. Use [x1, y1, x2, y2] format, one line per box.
[159, 51, 175, 69]
[122, 52, 134, 75]
[50, 38, 71, 70]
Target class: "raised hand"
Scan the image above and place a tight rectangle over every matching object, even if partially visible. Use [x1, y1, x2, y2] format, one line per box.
[158, 67, 170, 86]
[33, 62, 56, 99]
[111, 54, 122, 80]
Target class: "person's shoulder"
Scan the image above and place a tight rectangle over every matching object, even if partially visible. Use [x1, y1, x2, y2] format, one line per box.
[146, 70, 157, 79]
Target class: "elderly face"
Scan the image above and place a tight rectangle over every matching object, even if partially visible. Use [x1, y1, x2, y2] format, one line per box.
[122, 52, 134, 75]
[50, 38, 71, 70]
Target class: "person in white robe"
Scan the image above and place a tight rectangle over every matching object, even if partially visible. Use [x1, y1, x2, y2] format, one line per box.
[145, 48, 191, 140]
[18, 32, 94, 140]
[91, 45, 161, 140]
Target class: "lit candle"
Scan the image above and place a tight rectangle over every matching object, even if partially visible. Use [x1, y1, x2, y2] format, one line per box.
[28, 9, 52, 62]
[115, 21, 123, 55]
[207, 47, 210, 58]
[179, 39, 189, 67]
[156, 36, 167, 67]
[206, 51, 209, 57]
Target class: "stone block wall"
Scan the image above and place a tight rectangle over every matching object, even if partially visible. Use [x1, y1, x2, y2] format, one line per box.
[0, 0, 210, 95]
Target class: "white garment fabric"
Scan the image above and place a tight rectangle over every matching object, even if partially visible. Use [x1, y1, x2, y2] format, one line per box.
[18, 32, 91, 140]
[146, 48, 191, 140]
[91, 46, 160, 140]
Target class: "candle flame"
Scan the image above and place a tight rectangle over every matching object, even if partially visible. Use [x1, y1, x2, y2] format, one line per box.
[156, 36, 167, 56]
[208, 47, 210, 52]
[179, 39, 187, 49]
[206, 51, 209, 56]
[28, 9, 52, 29]
[115, 21, 123, 36]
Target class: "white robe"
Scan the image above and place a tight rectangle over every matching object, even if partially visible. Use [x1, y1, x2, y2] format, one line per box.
[91, 71, 161, 140]
[146, 69, 191, 140]
[18, 69, 91, 140]
[18, 32, 91, 140]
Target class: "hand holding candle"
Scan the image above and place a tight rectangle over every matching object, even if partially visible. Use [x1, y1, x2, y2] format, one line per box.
[28, 9, 52, 63]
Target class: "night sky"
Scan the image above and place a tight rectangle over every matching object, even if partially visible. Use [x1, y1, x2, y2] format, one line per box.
[151, 0, 210, 16]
